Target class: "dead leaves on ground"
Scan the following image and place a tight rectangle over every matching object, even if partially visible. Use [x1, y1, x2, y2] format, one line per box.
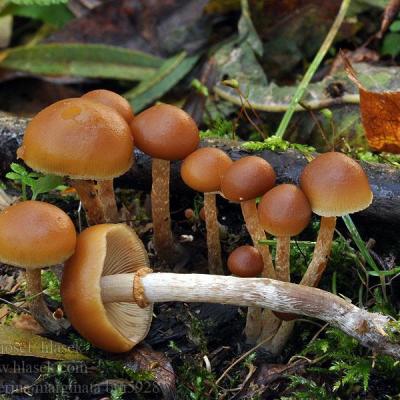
[343, 52, 400, 153]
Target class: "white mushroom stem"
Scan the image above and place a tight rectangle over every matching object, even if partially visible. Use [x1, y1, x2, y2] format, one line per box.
[25, 269, 68, 335]
[100, 272, 400, 359]
[151, 159, 184, 263]
[203, 193, 224, 275]
[70, 179, 119, 225]
[300, 216, 336, 287]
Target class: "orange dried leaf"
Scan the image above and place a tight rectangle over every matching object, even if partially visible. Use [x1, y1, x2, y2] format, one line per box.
[342, 51, 400, 153]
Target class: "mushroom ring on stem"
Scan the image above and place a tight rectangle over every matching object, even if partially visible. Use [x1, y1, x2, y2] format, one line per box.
[0, 201, 76, 334]
[181, 147, 232, 275]
[61, 223, 400, 358]
[17, 98, 134, 225]
[130, 104, 199, 264]
[299, 152, 373, 287]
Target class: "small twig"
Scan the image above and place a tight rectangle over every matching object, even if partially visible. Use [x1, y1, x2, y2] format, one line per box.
[215, 334, 275, 386]
[275, 0, 352, 138]
[0, 297, 30, 314]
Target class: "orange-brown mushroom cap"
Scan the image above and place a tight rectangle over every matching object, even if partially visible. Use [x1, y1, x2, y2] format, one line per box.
[227, 245, 264, 277]
[258, 184, 311, 237]
[82, 89, 134, 123]
[130, 104, 199, 160]
[61, 224, 153, 353]
[300, 152, 373, 217]
[17, 98, 134, 180]
[0, 201, 76, 268]
[181, 147, 232, 193]
[221, 156, 276, 202]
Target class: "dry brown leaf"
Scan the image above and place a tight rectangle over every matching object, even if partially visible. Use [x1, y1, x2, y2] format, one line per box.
[343, 51, 400, 153]
[12, 314, 45, 335]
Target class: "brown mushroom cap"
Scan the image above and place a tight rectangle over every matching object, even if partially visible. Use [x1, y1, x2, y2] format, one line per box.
[227, 245, 264, 277]
[221, 156, 276, 202]
[82, 89, 134, 123]
[0, 201, 76, 268]
[181, 148, 232, 193]
[300, 152, 373, 217]
[61, 224, 152, 353]
[17, 98, 134, 180]
[130, 104, 199, 160]
[258, 184, 311, 237]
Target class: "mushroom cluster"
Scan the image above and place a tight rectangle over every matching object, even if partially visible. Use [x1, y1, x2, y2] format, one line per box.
[4, 91, 377, 357]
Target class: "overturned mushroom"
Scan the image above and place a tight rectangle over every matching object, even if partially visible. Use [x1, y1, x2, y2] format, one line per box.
[61, 223, 400, 359]
[181, 147, 232, 274]
[0, 201, 76, 334]
[300, 152, 373, 287]
[130, 104, 199, 264]
[17, 98, 134, 225]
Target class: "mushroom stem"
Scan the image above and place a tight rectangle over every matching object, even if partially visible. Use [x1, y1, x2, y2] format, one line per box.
[151, 158, 184, 263]
[240, 200, 275, 279]
[70, 179, 119, 225]
[275, 236, 290, 282]
[25, 269, 68, 335]
[240, 199, 278, 344]
[300, 217, 336, 287]
[203, 192, 224, 275]
[100, 272, 400, 359]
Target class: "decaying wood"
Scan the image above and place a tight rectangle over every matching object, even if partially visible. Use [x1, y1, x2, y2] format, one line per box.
[101, 272, 400, 359]
[1, 115, 400, 225]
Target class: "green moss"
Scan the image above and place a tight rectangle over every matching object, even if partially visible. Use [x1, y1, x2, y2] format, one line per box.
[384, 319, 400, 343]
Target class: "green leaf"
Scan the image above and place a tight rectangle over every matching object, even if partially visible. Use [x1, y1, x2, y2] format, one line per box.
[367, 267, 400, 277]
[31, 174, 63, 199]
[125, 51, 199, 112]
[5, 172, 22, 181]
[382, 33, 400, 57]
[238, 0, 263, 57]
[10, 162, 28, 175]
[390, 20, 400, 32]
[10, 0, 67, 5]
[0, 325, 88, 360]
[2, 3, 73, 27]
[0, 44, 164, 81]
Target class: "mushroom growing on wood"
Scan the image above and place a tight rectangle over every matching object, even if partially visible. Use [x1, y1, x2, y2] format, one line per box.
[0, 201, 76, 334]
[300, 152, 373, 287]
[17, 98, 134, 225]
[61, 223, 400, 359]
[82, 89, 134, 124]
[130, 104, 199, 264]
[181, 147, 232, 275]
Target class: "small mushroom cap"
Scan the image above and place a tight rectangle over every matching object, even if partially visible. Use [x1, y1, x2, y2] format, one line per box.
[130, 104, 199, 160]
[227, 245, 264, 277]
[258, 184, 311, 237]
[221, 156, 276, 202]
[300, 152, 373, 217]
[0, 201, 76, 268]
[181, 148, 232, 192]
[82, 89, 134, 123]
[17, 98, 134, 180]
[61, 224, 153, 353]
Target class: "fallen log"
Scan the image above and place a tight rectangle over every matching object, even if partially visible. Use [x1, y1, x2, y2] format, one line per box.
[0, 115, 399, 225]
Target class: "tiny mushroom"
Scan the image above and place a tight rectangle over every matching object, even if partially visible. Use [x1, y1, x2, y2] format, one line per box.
[300, 152, 373, 287]
[181, 147, 232, 274]
[227, 245, 264, 278]
[0, 201, 76, 334]
[17, 98, 134, 225]
[82, 89, 134, 124]
[130, 104, 199, 264]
